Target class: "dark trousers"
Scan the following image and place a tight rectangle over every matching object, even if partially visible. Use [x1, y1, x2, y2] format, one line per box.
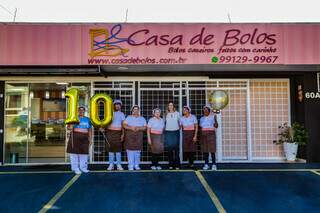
[204, 152, 216, 165]
[168, 148, 180, 168]
[151, 153, 162, 166]
[184, 152, 195, 166]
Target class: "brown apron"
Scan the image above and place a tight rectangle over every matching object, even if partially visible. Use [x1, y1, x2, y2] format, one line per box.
[124, 130, 144, 151]
[106, 129, 123, 152]
[150, 133, 164, 154]
[67, 131, 89, 154]
[183, 130, 197, 152]
[200, 130, 216, 153]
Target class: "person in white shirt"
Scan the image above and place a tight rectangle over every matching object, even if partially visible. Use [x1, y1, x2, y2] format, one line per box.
[164, 102, 181, 169]
[180, 106, 198, 169]
[100, 99, 125, 171]
[147, 108, 165, 170]
[199, 105, 218, 171]
[123, 105, 147, 170]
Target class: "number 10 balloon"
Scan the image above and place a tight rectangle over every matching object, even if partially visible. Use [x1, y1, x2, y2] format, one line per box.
[65, 88, 113, 128]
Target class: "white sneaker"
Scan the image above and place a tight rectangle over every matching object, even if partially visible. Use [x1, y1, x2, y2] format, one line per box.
[107, 164, 114, 171]
[74, 169, 82, 175]
[156, 166, 162, 170]
[151, 166, 157, 170]
[211, 165, 217, 171]
[134, 166, 141, 170]
[203, 164, 209, 170]
[128, 166, 134, 171]
[116, 164, 124, 171]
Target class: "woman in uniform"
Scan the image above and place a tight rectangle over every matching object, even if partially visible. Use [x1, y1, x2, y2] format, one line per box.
[199, 105, 218, 170]
[67, 106, 92, 174]
[101, 99, 125, 171]
[123, 105, 147, 170]
[147, 108, 165, 170]
[164, 102, 181, 169]
[180, 106, 198, 169]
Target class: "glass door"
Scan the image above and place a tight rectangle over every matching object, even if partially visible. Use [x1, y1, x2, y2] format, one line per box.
[4, 83, 29, 163]
[28, 83, 67, 163]
[4, 82, 92, 164]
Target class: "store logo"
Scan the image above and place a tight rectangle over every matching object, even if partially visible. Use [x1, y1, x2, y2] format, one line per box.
[88, 24, 129, 58]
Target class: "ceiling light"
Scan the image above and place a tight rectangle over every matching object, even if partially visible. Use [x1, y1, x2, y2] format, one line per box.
[61, 91, 65, 99]
[45, 91, 50, 99]
[30, 91, 34, 99]
[118, 66, 128, 70]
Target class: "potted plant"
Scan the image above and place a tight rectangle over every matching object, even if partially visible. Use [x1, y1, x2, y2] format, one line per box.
[273, 122, 308, 161]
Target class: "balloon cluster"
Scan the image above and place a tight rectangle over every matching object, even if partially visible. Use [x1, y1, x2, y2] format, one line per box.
[65, 88, 113, 128]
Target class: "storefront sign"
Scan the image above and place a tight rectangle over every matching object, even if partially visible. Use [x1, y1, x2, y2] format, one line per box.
[305, 92, 320, 99]
[0, 23, 320, 65]
[304, 74, 320, 100]
[87, 24, 280, 65]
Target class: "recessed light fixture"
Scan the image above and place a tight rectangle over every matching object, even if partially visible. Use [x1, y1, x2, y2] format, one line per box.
[118, 66, 128, 70]
[9, 88, 25, 92]
[61, 91, 65, 99]
[30, 91, 34, 99]
[45, 91, 50, 99]
[56, 82, 68, 85]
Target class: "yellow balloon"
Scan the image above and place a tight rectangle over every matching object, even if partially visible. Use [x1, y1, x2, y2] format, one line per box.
[65, 88, 80, 125]
[208, 90, 229, 111]
[90, 94, 113, 128]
